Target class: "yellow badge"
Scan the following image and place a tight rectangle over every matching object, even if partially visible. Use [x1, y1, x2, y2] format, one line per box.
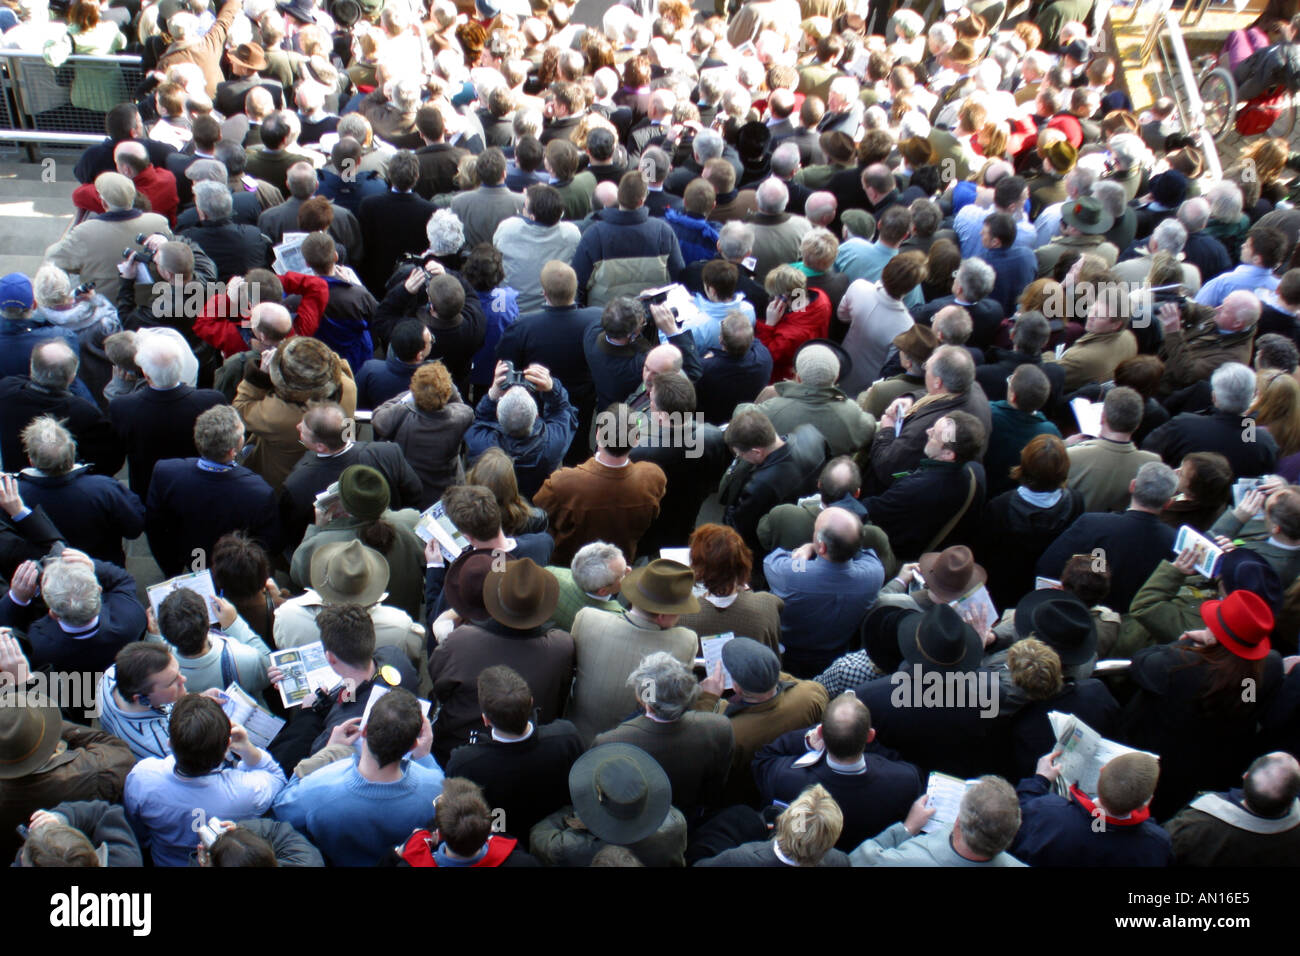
[380, 665, 402, 686]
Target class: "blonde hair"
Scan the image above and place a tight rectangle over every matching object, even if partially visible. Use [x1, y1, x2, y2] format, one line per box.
[1007, 637, 1064, 700]
[1251, 370, 1300, 458]
[775, 784, 843, 865]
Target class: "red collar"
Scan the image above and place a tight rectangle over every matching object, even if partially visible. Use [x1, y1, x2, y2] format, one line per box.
[1069, 784, 1150, 826]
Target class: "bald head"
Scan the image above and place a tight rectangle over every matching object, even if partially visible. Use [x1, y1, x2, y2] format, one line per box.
[643, 343, 683, 386]
[814, 506, 861, 562]
[820, 692, 872, 759]
[1243, 752, 1300, 817]
[30, 340, 79, 389]
[769, 87, 796, 119]
[593, 180, 619, 210]
[805, 191, 836, 227]
[114, 140, 149, 176]
[1216, 290, 1261, 332]
[250, 301, 292, 338]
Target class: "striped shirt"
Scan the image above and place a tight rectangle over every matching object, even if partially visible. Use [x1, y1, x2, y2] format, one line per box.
[96, 666, 172, 761]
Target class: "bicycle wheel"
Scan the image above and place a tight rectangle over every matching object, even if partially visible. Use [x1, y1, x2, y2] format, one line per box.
[1268, 90, 1297, 139]
[1198, 67, 1237, 141]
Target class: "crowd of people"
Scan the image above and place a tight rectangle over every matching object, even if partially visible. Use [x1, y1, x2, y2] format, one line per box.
[2, 0, 1300, 869]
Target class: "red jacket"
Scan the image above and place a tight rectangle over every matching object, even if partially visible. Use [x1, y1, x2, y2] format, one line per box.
[72, 165, 180, 225]
[398, 831, 519, 867]
[192, 271, 328, 357]
[754, 286, 830, 384]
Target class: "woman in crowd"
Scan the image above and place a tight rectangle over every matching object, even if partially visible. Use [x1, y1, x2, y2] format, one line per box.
[372, 361, 474, 509]
[675, 523, 783, 655]
[1160, 451, 1233, 533]
[466, 446, 548, 536]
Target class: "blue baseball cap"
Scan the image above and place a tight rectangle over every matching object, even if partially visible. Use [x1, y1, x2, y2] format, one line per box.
[0, 273, 33, 312]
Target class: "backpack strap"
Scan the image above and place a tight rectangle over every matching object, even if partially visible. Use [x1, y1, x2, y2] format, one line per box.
[922, 465, 978, 555]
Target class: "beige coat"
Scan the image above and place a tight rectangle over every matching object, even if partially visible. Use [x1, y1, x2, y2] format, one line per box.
[1051, 329, 1138, 393]
[1066, 438, 1161, 513]
[1035, 233, 1119, 278]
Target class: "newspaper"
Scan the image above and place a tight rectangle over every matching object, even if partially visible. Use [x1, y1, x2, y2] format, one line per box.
[219, 683, 285, 751]
[414, 499, 470, 562]
[922, 772, 980, 833]
[1230, 478, 1268, 519]
[659, 547, 691, 565]
[700, 633, 736, 691]
[1173, 524, 1224, 579]
[272, 232, 309, 275]
[950, 585, 998, 630]
[269, 642, 340, 708]
[147, 570, 220, 625]
[1048, 711, 1158, 796]
[1069, 397, 1104, 437]
[358, 683, 432, 731]
[641, 283, 703, 340]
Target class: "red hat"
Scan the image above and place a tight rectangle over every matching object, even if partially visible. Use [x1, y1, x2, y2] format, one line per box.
[1200, 590, 1273, 661]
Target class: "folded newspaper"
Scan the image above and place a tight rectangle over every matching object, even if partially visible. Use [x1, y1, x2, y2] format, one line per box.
[922, 772, 981, 833]
[269, 642, 342, 709]
[220, 683, 285, 751]
[1048, 711, 1158, 797]
[414, 499, 471, 562]
[147, 570, 220, 625]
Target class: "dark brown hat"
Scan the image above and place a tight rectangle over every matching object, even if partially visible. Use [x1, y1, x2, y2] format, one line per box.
[947, 40, 978, 65]
[620, 559, 700, 616]
[229, 42, 268, 72]
[917, 545, 987, 604]
[893, 323, 938, 362]
[444, 550, 498, 622]
[0, 689, 61, 780]
[483, 557, 559, 630]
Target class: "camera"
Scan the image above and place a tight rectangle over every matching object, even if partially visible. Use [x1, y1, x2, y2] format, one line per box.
[197, 817, 229, 848]
[122, 246, 152, 265]
[134, 233, 149, 245]
[73, 280, 95, 297]
[501, 360, 531, 390]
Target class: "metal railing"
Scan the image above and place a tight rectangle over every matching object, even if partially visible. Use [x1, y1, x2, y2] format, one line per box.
[0, 50, 144, 147]
[1149, 3, 1223, 179]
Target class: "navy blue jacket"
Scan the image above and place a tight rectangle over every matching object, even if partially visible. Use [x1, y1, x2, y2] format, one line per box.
[1182, 229, 1233, 284]
[317, 168, 388, 218]
[356, 355, 420, 411]
[863, 459, 986, 562]
[0, 378, 122, 477]
[495, 304, 602, 410]
[583, 324, 703, 412]
[1011, 774, 1173, 867]
[753, 727, 924, 851]
[0, 559, 145, 672]
[1037, 509, 1176, 615]
[464, 383, 578, 499]
[697, 342, 774, 426]
[108, 385, 229, 500]
[18, 468, 144, 567]
[570, 206, 684, 306]
[663, 208, 721, 267]
[145, 458, 280, 578]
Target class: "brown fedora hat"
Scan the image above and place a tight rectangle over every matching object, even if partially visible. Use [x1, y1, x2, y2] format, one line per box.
[229, 42, 269, 72]
[621, 559, 700, 616]
[483, 557, 560, 630]
[444, 550, 499, 623]
[917, 545, 986, 604]
[893, 323, 937, 362]
[310, 540, 389, 606]
[947, 39, 978, 65]
[0, 688, 62, 780]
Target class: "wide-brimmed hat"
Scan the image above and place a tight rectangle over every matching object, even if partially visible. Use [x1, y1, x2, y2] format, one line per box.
[304, 54, 339, 89]
[1201, 589, 1273, 661]
[917, 546, 986, 604]
[277, 0, 318, 23]
[1044, 139, 1077, 174]
[444, 550, 497, 622]
[0, 688, 63, 779]
[569, 743, 672, 845]
[947, 39, 978, 65]
[310, 539, 389, 606]
[1218, 550, 1283, 611]
[270, 336, 342, 403]
[1061, 196, 1114, 235]
[893, 323, 937, 362]
[863, 604, 917, 674]
[1021, 593, 1096, 668]
[483, 557, 559, 630]
[620, 559, 699, 615]
[338, 464, 390, 521]
[229, 42, 268, 72]
[897, 603, 982, 672]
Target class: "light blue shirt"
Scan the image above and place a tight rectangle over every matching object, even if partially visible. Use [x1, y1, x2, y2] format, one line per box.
[1034, 202, 1064, 248]
[835, 240, 922, 309]
[1194, 263, 1279, 308]
[953, 203, 1037, 259]
[666, 293, 756, 352]
[125, 751, 288, 867]
[273, 753, 444, 866]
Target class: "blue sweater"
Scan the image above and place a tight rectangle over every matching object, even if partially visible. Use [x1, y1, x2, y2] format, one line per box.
[272, 754, 445, 866]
